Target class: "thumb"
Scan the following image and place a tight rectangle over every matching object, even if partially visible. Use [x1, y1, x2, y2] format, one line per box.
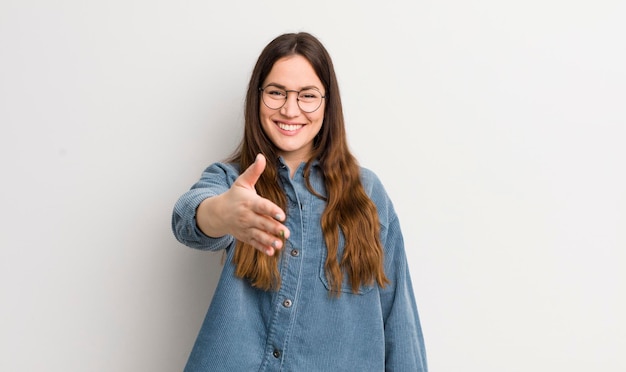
[237, 153, 266, 190]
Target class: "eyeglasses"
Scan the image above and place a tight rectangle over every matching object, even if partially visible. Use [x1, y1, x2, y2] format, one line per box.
[259, 85, 326, 113]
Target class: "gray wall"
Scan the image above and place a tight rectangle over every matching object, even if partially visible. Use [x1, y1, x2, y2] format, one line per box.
[1, 1, 624, 371]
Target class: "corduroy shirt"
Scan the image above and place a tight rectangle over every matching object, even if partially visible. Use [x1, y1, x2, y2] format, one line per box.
[172, 158, 427, 371]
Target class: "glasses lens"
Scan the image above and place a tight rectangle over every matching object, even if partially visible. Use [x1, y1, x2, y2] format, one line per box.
[298, 89, 323, 113]
[262, 86, 287, 110]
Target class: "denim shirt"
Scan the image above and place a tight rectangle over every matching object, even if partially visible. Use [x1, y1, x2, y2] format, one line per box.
[172, 159, 427, 371]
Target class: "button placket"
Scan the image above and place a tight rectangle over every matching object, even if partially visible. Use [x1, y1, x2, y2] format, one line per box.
[264, 166, 304, 368]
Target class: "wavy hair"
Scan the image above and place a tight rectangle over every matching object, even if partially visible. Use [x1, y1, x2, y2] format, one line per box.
[228, 32, 388, 295]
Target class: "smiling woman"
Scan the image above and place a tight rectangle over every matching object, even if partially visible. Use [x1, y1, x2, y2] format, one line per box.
[171, 32, 428, 371]
[259, 55, 326, 174]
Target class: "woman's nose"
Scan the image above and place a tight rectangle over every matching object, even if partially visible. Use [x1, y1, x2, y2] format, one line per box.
[281, 94, 300, 116]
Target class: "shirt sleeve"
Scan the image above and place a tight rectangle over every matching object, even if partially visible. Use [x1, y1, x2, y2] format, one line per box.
[362, 168, 427, 371]
[171, 162, 237, 251]
[380, 214, 428, 371]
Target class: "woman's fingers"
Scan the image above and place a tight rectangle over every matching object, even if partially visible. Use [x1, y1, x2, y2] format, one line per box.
[250, 198, 289, 235]
[249, 229, 285, 256]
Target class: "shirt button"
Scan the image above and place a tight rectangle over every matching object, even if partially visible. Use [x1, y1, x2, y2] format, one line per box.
[290, 249, 299, 257]
[283, 299, 292, 308]
[272, 349, 281, 358]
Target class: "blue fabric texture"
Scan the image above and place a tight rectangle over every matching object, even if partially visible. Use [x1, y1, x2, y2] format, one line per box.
[172, 159, 427, 371]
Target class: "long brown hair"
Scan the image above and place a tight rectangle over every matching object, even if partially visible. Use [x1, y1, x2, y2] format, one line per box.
[229, 32, 388, 295]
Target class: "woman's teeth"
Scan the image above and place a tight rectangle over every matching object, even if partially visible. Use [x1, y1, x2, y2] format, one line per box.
[278, 123, 301, 131]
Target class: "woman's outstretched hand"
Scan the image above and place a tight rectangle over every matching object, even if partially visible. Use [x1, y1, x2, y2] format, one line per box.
[196, 154, 290, 255]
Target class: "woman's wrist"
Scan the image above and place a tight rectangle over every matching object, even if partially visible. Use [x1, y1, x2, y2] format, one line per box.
[196, 195, 227, 238]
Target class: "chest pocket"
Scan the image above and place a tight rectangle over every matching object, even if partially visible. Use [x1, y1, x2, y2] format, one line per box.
[318, 234, 375, 295]
[301, 184, 375, 295]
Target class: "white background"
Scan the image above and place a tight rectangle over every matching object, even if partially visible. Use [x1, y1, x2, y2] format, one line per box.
[1, 1, 624, 371]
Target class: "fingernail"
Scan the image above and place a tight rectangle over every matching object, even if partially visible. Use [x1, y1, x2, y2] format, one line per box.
[275, 213, 284, 221]
[271, 240, 278, 248]
[279, 230, 285, 239]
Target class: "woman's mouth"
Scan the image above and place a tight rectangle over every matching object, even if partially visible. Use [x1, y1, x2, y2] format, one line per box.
[277, 122, 303, 132]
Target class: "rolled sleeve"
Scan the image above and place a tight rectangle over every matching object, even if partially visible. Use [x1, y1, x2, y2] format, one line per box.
[171, 162, 239, 251]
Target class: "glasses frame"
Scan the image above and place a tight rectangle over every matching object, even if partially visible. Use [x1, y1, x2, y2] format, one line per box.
[259, 85, 326, 113]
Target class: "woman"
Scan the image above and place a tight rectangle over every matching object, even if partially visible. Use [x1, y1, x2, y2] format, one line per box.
[172, 32, 427, 371]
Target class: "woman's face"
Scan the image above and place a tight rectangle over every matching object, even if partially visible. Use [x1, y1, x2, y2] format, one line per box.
[259, 55, 325, 169]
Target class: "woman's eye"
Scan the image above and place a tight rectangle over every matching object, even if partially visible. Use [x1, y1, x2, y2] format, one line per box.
[300, 91, 319, 100]
[268, 90, 286, 97]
